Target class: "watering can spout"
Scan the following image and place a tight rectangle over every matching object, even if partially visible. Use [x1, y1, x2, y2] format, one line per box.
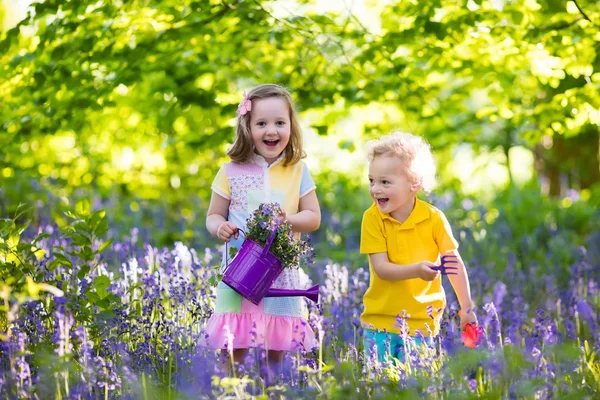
[265, 284, 319, 303]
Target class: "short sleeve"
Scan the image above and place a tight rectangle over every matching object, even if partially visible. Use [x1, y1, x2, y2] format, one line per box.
[360, 210, 388, 254]
[211, 166, 230, 199]
[299, 162, 316, 198]
[434, 210, 459, 253]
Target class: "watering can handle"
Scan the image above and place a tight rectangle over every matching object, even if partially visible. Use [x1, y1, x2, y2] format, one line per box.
[262, 221, 279, 257]
[224, 228, 245, 269]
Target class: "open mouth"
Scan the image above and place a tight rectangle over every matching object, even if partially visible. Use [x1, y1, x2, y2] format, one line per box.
[264, 139, 279, 147]
[376, 198, 389, 206]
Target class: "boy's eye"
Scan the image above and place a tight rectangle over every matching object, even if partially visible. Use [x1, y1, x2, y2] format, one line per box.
[382, 180, 389, 184]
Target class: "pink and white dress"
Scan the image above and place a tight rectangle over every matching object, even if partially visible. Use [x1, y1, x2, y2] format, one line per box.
[202, 153, 318, 351]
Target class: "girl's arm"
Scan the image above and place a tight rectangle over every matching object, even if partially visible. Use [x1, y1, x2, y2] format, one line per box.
[206, 192, 239, 242]
[285, 190, 321, 233]
[444, 250, 477, 326]
[369, 252, 440, 281]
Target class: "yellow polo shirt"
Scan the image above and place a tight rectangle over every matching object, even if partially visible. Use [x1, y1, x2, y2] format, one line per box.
[360, 198, 459, 336]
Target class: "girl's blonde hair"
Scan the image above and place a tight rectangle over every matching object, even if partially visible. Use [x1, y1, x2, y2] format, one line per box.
[228, 84, 304, 166]
[366, 131, 437, 193]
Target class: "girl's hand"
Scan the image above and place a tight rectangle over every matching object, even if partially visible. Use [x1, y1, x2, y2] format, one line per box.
[217, 222, 239, 242]
[459, 309, 478, 331]
[277, 210, 287, 223]
[416, 261, 440, 281]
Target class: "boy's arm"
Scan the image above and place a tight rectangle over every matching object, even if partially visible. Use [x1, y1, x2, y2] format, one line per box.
[369, 252, 439, 281]
[286, 190, 321, 233]
[444, 250, 477, 326]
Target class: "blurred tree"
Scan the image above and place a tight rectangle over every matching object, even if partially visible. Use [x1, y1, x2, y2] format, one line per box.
[1, 0, 598, 244]
[0, 0, 360, 232]
[330, 0, 599, 195]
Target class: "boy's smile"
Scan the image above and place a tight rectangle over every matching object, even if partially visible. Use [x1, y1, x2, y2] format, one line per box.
[368, 154, 420, 223]
[376, 198, 389, 207]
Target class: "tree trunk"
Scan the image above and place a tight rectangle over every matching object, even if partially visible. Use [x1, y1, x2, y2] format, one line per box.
[534, 125, 600, 197]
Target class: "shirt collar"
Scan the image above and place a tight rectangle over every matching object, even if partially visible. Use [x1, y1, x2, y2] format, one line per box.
[378, 198, 430, 229]
[252, 152, 285, 169]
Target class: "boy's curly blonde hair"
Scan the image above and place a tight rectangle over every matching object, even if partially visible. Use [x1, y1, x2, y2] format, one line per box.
[366, 132, 437, 193]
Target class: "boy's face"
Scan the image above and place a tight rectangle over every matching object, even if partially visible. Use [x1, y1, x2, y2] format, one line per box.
[368, 154, 420, 218]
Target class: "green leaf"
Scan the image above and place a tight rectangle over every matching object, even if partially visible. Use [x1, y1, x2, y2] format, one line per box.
[73, 220, 91, 234]
[77, 264, 91, 280]
[89, 209, 106, 231]
[95, 217, 109, 236]
[94, 275, 111, 298]
[47, 259, 62, 271]
[33, 233, 52, 243]
[17, 220, 31, 235]
[86, 291, 100, 302]
[228, 246, 238, 259]
[64, 211, 78, 219]
[313, 125, 328, 136]
[97, 238, 114, 254]
[208, 274, 222, 287]
[95, 298, 111, 310]
[53, 252, 73, 268]
[338, 140, 355, 152]
[70, 233, 92, 247]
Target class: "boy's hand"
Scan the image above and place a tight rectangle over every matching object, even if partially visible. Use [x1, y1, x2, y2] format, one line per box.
[416, 262, 440, 281]
[217, 222, 239, 242]
[459, 309, 478, 330]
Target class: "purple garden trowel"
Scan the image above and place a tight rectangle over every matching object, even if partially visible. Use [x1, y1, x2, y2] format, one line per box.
[430, 255, 459, 275]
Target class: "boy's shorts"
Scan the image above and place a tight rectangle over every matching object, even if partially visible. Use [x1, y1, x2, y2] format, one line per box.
[363, 328, 435, 364]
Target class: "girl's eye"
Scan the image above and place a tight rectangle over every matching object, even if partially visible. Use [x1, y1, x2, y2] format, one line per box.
[257, 122, 266, 126]
[276, 121, 285, 126]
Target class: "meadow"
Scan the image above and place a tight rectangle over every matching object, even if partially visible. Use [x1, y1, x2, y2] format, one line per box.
[2, 0, 600, 398]
[1, 186, 598, 399]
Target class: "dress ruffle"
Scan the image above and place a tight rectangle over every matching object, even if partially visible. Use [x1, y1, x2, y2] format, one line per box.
[202, 312, 317, 351]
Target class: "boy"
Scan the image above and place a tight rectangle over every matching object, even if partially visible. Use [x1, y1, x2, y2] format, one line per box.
[360, 132, 477, 364]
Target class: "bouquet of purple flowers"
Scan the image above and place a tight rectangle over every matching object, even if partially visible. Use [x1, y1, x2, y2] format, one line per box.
[243, 202, 314, 269]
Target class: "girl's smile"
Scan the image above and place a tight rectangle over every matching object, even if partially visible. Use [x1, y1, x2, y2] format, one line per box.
[264, 139, 280, 147]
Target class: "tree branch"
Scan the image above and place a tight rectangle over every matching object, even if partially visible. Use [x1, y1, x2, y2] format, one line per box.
[573, 0, 598, 27]
[573, 0, 591, 22]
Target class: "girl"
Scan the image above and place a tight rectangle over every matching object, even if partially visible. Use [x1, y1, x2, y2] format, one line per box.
[202, 84, 321, 376]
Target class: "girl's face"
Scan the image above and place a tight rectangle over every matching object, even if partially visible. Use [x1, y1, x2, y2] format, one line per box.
[368, 154, 420, 222]
[250, 97, 291, 165]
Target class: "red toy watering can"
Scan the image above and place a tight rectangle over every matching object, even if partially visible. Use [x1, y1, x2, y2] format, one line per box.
[462, 323, 484, 348]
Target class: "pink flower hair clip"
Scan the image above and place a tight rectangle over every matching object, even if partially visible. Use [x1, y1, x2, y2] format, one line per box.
[237, 91, 252, 116]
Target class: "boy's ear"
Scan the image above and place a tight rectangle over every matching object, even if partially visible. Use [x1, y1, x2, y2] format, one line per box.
[410, 179, 422, 192]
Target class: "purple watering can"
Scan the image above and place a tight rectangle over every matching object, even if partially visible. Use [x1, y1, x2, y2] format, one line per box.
[222, 227, 319, 305]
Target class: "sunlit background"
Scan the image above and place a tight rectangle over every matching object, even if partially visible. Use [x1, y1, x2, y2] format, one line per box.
[1, 0, 598, 251]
